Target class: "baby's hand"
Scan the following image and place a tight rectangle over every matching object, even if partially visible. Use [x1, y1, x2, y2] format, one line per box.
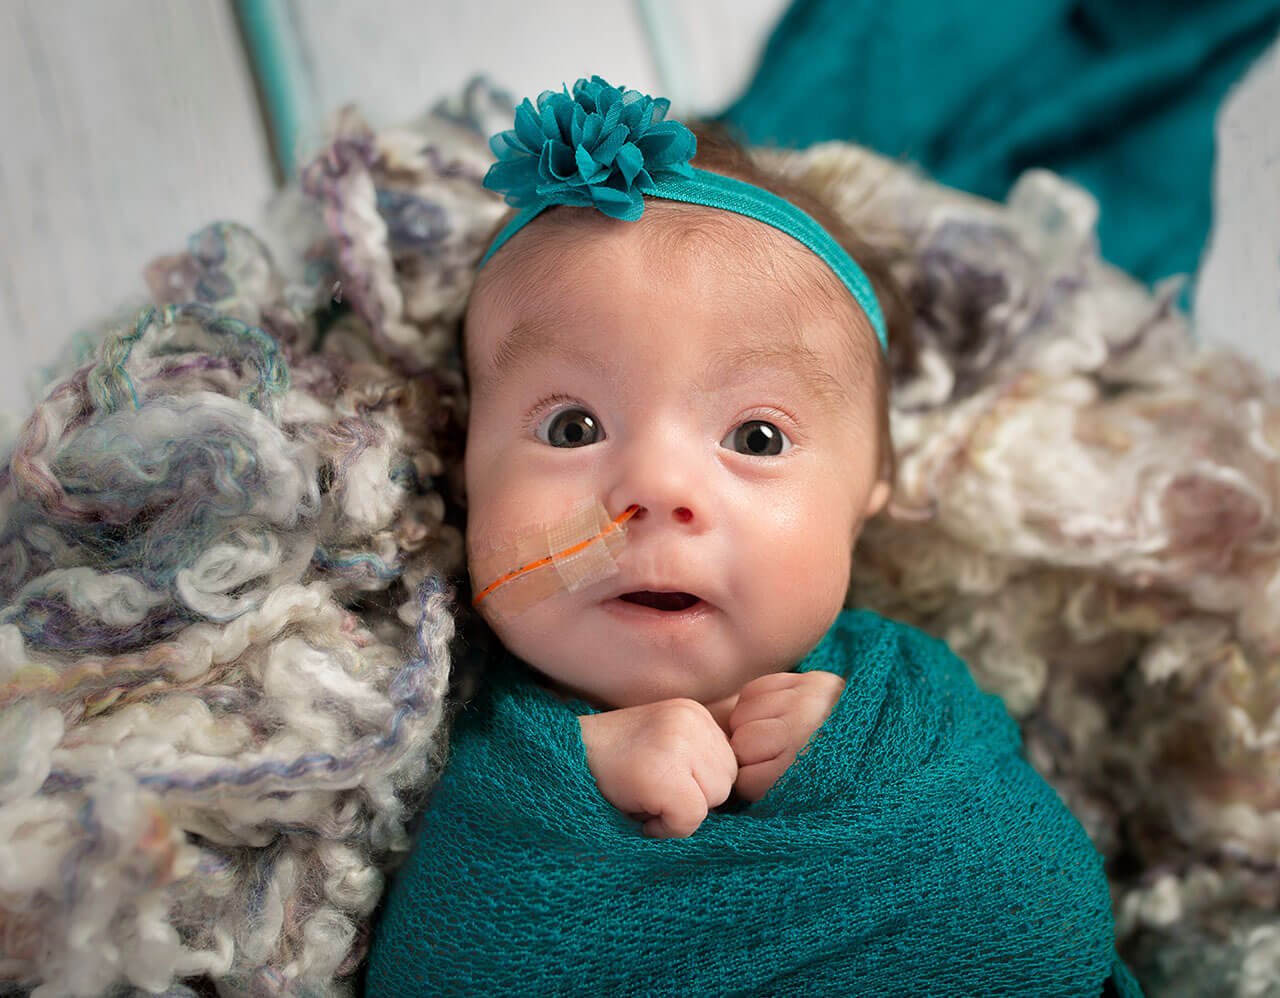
[579, 699, 737, 839]
[728, 671, 846, 802]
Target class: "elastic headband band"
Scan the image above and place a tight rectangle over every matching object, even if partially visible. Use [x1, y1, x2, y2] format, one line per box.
[477, 76, 888, 352]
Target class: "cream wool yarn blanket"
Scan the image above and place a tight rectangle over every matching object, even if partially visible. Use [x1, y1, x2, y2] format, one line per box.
[0, 79, 1275, 996]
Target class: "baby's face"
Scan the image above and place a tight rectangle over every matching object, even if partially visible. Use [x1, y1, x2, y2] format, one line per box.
[464, 206, 889, 710]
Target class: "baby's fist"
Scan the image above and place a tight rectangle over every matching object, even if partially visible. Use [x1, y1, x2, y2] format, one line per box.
[579, 698, 737, 839]
[728, 671, 845, 802]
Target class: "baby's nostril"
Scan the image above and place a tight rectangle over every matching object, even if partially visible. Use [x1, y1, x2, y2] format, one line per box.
[673, 507, 692, 523]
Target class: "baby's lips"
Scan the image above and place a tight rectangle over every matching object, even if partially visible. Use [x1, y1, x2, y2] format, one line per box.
[601, 576, 715, 607]
[616, 591, 702, 611]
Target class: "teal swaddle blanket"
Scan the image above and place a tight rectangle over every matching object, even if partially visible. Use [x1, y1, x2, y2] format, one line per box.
[366, 610, 1141, 996]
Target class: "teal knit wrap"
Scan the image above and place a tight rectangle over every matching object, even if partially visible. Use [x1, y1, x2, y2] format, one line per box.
[366, 611, 1141, 996]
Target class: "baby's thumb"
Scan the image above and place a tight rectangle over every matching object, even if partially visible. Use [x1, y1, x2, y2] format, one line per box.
[642, 814, 695, 839]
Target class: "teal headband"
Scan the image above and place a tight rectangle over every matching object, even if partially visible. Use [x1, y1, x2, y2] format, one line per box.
[478, 76, 888, 352]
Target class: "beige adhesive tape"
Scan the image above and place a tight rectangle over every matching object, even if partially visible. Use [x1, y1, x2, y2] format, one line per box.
[470, 501, 637, 616]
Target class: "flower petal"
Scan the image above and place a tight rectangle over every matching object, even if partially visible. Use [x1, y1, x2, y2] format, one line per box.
[576, 77, 602, 113]
[539, 100, 561, 144]
[590, 183, 642, 220]
[591, 124, 629, 169]
[488, 131, 518, 159]
[633, 98, 655, 134]
[614, 142, 644, 186]
[601, 95, 622, 134]
[575, 144, 607, 184]
[514, 98, 543, 151]
[553, 98, 576, 144]
[535, 182, 592, 207]
[501, 130, 533, 157]
[483, 158, 537, 202]
[634, 128, 676, 161]
[544, 140, 578, 181]
[636, 121, 696, 168]
[590, 182, 631, 204]
[581, 113, 603, 150]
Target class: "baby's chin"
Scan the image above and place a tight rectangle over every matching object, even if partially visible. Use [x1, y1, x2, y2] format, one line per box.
[528, 649, 786, 713]
[482, 594, 838, 708]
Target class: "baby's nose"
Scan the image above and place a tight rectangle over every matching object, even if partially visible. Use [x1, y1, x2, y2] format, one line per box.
[605, 422, 711, 531]
[607, 451, 705, 530]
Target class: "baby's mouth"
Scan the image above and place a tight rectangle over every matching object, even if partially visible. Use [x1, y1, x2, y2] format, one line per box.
[617, 591, 701, 612]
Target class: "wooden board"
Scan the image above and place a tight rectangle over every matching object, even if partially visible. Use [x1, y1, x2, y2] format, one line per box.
[236, 0, 785, 172]
[1195, 37, 1280, 370]
[0, 0, 277, 410]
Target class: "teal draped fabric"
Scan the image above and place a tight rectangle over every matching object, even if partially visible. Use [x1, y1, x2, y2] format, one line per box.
[721, 0, 1280, 284]
[366, 611, 1141, 996]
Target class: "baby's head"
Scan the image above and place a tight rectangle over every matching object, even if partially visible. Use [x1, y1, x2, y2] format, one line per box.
[463, 89, 904, 710]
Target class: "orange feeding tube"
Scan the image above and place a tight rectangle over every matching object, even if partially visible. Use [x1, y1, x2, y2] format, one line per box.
[472, 504, 640, 609]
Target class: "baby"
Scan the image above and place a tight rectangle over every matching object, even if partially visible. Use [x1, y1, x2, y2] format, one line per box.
[366, 78, 1141, 997]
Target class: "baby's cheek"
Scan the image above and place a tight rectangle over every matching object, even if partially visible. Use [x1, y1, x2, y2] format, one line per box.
[742, 518, 851, 664]
[775, 499, 851, 591]
[464, 459, 554, 559]
[479, 599, 555, 667]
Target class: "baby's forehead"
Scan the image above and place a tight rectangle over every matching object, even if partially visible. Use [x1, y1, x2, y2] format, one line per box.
[465, 213, 880, 425]
[469, 202, 867, 355]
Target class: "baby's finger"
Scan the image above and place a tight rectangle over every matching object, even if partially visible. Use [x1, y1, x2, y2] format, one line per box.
[729, 686, 799, 729]
[736, 672, 801, 699]
[715, 720, 740, 775]
[730, 716, 792, 766]
[641, 774, 709, 839]
[734, 757, 791, 803]
[691, 743, 738, 809]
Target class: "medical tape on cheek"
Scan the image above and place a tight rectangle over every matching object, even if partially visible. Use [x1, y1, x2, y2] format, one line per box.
[470, 501, 638, 617]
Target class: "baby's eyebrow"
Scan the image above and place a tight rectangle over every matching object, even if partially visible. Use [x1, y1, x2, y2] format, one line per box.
[482, 317, 608, 385]
[704, 335, 855, 410]
[482, 316, 857, 409]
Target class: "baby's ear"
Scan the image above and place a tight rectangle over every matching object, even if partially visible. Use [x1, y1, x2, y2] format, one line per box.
[863, 479, 892, 519]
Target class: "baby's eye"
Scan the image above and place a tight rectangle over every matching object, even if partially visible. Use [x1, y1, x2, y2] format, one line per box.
[536, 407, 605, 448]
[721, 420, 791, 456]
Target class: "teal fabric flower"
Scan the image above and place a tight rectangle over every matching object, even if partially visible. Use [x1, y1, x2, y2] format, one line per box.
[483, 76, 697, 221]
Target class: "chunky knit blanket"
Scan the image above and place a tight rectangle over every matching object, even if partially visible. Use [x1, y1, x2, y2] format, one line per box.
[366, 610, 1141, 996]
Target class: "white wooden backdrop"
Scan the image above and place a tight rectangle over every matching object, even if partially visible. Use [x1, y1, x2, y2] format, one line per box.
[0, 0, 1276, 413]
[1195, 40, 1280, 371]
[257, 0, 785, 171]
[1, 0, 276, 408]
